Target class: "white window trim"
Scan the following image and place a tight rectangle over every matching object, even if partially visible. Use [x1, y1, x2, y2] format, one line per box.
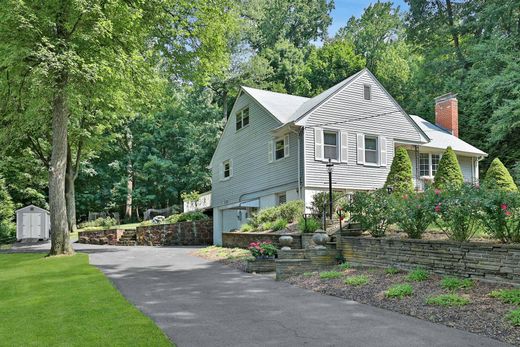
[235, 107, 250, 132]
[419, 153, 442, 178]
[323, 130, 340, 162]
[363, 135, 379, 166]
[220, 159, 233, 181]
[272, 134, 290, 162]
[357, 133, 387, 167]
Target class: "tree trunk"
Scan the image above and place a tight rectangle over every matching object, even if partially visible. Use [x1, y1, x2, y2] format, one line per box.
[65, 145, 77, 232]
[125, 129, 133, 220]
[49, 72, 74, 256]
[222, 89, 228, 119]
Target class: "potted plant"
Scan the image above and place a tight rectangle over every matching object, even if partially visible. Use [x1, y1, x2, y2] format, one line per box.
[248, 240, 277, 259]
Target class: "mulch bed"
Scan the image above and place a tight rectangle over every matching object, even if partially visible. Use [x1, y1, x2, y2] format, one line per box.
[191, 246, 250, 272]
[286, 266, 520, 346]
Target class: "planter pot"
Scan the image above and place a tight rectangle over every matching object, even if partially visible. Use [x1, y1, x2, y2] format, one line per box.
[312, 230, 330, 249]
[279, 235, 293, 250]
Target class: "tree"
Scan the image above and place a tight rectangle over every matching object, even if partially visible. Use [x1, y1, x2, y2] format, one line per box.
[434, 147, 464, 189]
[384, 147, 414, 194]
[483, 158, 518, 192]
[0, 176, 15, 242]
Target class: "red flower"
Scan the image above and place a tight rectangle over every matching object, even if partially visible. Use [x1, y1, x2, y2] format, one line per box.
[505, 211, 512, 217]
[501, 204, 508, 211]
[434, 203, 442, 213]
[435, 189, 441, 195]
[403, 194, 409, 200]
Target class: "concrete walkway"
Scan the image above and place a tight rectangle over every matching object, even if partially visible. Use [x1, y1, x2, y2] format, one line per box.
[5, 242, 510, 347]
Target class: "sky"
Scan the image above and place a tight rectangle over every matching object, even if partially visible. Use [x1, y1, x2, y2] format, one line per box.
[328, 0, 409, 36]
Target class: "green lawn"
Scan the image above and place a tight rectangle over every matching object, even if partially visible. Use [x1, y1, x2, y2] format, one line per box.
[0, 253, 173, 347]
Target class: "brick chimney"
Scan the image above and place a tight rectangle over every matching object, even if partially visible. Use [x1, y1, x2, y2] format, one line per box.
[435, 93, 458, 137]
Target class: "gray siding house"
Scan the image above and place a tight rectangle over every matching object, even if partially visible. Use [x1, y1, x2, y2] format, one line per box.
[210, 69, 486, 245]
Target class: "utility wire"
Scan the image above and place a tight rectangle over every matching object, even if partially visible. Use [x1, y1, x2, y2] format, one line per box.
[306, 110, 402, 129]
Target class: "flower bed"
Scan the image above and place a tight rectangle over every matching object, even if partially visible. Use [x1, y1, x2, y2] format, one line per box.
[286, 265, 520, 345]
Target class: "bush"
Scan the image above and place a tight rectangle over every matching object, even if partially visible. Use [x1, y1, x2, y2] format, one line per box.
[406, 268, 429, 281]
[440, 277, 473, 291]
[271, 218, 288, 231]
[385, 267, 400, 275]
[384, 147, 414, 194]
[344, 275, 369, 286]
[433, 146, 464, 190]
[392, 190, 436, 239]
[240, 223, 255, 232]
[79, 217, 118, 229]
[311, 192, 344, 218]
[506, 309, 520, 326]
[166, 211, 208, 224]
[0, 221, 15, 244]
[386, 283, 413, 299]
[479, 189, 520, 243]
[489, 289, 520, 305]
[249, 200, 304, 227]
[348, 190, 394, 237]
[248, 241, 277, 258]
[483, 158, 518, 192]
[319, 271, 342, 280]
[260, 221, 274, 231]
[337, 262, 351, 270]
[426, 294, 470, 306]
[297, 216, 321, 233]
[433, 184, 482, 241]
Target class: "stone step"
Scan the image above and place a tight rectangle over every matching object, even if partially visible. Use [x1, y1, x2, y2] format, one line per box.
[117, 240, 137, 246]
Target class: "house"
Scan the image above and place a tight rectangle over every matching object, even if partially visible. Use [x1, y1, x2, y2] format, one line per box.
[209, 69, 486, 245]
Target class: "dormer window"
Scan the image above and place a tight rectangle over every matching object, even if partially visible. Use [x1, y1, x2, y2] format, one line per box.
[236, 107, 250, 131]
[364, 84, 371, 100]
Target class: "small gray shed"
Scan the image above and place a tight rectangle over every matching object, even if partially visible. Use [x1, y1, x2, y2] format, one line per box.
[16, 205, 50, 240]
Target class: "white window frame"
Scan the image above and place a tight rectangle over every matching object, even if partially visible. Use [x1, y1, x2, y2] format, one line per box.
[419, 153, 442, 178]
[269, 134, 289, 163]
[235, 107, 250, 131]
[364, 135, 379, 166]
[277, 193, 287, 205]
[220, 159, 233, 181]
[323, 130, 339, 162]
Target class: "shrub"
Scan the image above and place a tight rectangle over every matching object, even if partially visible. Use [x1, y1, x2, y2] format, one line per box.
[433, 146, 464, 190]
[0, 176, 14, 223]
[297, 216, 321, 233]
[260, 221, 274, 231]
[384, 147, 414, 195]
[479, 189, 520, 243]
[386, 283, 413, 299]
[0, 221, 15, 244]
[337, 262, 351, 270]
[277, 200, 304, 222]
[240, 223, 255, 232]
[426, 294, 470, 306]
[489, 289, 520, 305]
[506, 309, 520, 326]
[248, 241, 277, 258]
[79, 217, 118, 229]
[166, 211, 208, 224]
[440, 277, 473, 290]
[344, 275, 369, 286]
[348, 190, 394, 237]
[483, 158, 518, 192]
[311, 192, 344, 218]
[406, 268, 429, 281]
[433, 184, 482, 241]
[392, 191, 436, 239]
[385, 267, 400, 275]
[319, 271, 342, 280]
[272, 218, 288, 231]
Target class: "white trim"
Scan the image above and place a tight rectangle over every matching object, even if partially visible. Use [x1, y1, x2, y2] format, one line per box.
[356, 133, 364, 165]
[268, 140, 274, 163]
[340, 131, 348, 163]
[379, 136, 387, 167]
[314, 127, 324, 161]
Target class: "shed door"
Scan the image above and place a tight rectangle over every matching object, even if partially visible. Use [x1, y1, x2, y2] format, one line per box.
[22, 213, 41, 238]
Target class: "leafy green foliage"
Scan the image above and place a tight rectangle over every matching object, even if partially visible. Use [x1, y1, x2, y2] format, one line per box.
[506, 309, 520, 326]
[392, 191, 436, 239]
[483, 158, 518, 192]
[384, 147, 414, 194]
[240, 224, 254, 233]
[344, 275, 369, 286]
[406, 268, 429, 282]
[297, 216, 321, 233]
[248, 241, 277, 258]
[310, 192, 345, 218]
[440, 277, 474, 291]
[78, 217, 118, 230]
[426, 294, 470, 307]
[347, 190, 394, 237]
[434, 147, 464, 190]
[272, 218, 288, 231]
[165, 211, 208, 224]
[490, 289, 520, 305]
[386, 283, 413, 299]
[479, 190, 520, 243]
[250, 200, 304, 228]
[319, 271, 342, 280]
[337, 262, 351, 271]
[385, 267, 401, 275]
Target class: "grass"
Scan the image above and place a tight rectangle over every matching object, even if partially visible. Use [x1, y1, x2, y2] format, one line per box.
[302, 272, 315, 277]
[344, 275, 369, 286]
[385, 267, 400, 275]
[440, 277, 474, 291]
[406, 268, 429, 282]
[506, 309, 520, 326]
[77, 222, 141, 233]
[0, 253, 172, 346]
[194, 246, 252, 260]
[489, 289, 520, 305]
[319, 271, 342, 280]
[386, 283, 414, 299]
[426, 293, 470, 307]
[337, 262, 351, 271]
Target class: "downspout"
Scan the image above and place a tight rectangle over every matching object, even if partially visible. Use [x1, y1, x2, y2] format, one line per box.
[297, 127, 301, 199]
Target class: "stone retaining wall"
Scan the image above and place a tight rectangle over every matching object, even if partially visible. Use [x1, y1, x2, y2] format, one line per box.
[136, 220, 212, 246]
[78, 229, 124, 245]
[223, 232, 302, 249]
[246, 258, 276, 273]
[276, 248, 338, 280]
[341, 236, 520, 285]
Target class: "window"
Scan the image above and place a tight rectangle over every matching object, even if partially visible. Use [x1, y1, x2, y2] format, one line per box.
[364, 84, 371, 100]
[277, 193, 287, 205]
[221, 160, 232, 180]
[419, 153, 442, 177]
[275, 139, 285, 160]
[324, 131, 338, 160]
[364, 136, 378, 164]
[236, 107, 249, 131]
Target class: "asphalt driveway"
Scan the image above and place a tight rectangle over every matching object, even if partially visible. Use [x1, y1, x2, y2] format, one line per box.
[6, 242, 510, 346]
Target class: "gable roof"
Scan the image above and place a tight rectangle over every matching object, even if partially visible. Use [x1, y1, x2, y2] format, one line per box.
[15, 204, 49, 214]
[241, 86, 309, 124]
[410, 115, 487, 156]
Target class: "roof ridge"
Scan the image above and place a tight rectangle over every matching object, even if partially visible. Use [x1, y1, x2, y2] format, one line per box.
[241, 86, 309, 100]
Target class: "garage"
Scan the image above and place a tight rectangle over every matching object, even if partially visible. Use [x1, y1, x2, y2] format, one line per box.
[16, 205, 50, 241]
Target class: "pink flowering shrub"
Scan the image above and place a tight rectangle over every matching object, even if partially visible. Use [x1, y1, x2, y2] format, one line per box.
[248, 240, 278, 258]
[480, 190, 520, 243]
[392, 190, 436, 239]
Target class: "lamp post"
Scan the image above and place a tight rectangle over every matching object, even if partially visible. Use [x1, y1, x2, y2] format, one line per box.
[326, 158, 334, 220]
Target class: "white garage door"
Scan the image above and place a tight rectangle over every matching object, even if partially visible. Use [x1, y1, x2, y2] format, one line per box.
[22, 213, 42, 238]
